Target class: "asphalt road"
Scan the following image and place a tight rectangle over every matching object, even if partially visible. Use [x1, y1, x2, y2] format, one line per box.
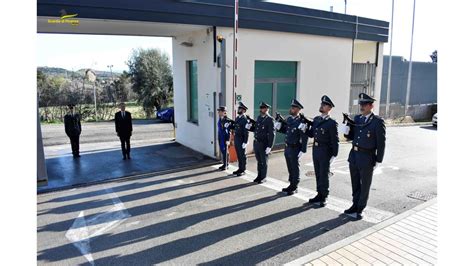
[41, 119, 174, 146]
[41, 120, 175, 158]
[37, 125, 436, 265]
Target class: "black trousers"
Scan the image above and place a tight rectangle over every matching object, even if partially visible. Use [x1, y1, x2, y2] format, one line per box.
[349, 162, 374, 212]
[119, 135, 131, 157]
[220, 144, 228, 167]
[253, 141, 268, 179]
[313, 149, 331, 196]
[69, 135, 80, 156]
[284, 146, 300, 186]
[234, 138, 247, 171]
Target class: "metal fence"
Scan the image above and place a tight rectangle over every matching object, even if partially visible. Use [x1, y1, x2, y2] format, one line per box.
[349, 62, 376, 115]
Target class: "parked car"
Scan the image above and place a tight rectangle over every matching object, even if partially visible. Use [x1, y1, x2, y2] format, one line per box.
[156, 107, 174, 123]
[432, 113, 437, 127]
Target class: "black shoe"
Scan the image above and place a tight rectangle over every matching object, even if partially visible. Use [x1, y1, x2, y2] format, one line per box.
[218, 165, 227, 171]
[232, 170, 240, 175]
[123, 156, 127, 160]
[73, 154, 81, 158]
[346, 212, 363, 220]
[282, 185, 292, 192]
[286, 188, 298, 195]
[127, 154, 131, 159]
[344, 205, 358, 214]
[236, 171, 245, 176]
[309, 195, 326, 206]
[254, 177, 265, 184]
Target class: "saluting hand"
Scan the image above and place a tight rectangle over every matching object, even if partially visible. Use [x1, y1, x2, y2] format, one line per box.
[274, 122, 282, 130]
[297, 123, 307, 132]
[339, 124, 350, 135]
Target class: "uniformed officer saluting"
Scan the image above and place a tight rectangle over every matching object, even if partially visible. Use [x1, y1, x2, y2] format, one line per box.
[229, 102, 250, 176]
[64, 103, 82, 158]
[304, 95, 339, 206]
[217, 106, 231, 170]
[275, 99, 308, 195]
[247, 102, 275, 184]
[341, 93, 386, 219]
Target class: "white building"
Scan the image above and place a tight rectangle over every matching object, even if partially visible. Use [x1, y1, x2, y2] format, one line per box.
[38, 0, 388, 166]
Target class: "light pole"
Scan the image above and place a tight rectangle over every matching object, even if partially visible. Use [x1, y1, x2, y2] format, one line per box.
[385, 0, 395, 118]
[85, 69, 98, 121]
[405, 0, 416, 116]
[107, 64, 114, 81]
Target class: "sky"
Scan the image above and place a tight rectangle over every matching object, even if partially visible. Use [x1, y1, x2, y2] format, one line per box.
[37, 0, 435, 72]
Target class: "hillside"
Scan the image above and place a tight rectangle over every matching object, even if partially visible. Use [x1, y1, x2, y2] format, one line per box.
[38, 66, 122, 79]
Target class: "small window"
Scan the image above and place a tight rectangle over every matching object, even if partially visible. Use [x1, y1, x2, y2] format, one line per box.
[187, 60, 198, 123]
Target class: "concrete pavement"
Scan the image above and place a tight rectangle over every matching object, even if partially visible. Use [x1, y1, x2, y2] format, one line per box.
[289, 199, 437, 265]
[40, 142, 217, 193]
[37, 125, 437, 265]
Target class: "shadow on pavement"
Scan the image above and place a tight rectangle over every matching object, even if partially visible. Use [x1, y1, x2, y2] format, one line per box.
[39, 142, 217, 193]
[37, 177, 254, 233]
[420, 125, 437, 131]
[81, 207, 349, 265]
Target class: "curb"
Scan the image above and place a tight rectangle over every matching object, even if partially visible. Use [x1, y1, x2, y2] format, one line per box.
[37, 159, 219, 195]
[386, 122, 433, 127]
[285, 198, 437, 266]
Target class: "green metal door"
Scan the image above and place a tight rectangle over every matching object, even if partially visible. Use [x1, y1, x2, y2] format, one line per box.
[254, 61, 297, 146]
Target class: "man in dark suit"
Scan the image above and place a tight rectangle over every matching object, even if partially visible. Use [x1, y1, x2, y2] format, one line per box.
[115, 102, 133, 160]
[342, 93, 386, 219]
[64, 104, 82, 158]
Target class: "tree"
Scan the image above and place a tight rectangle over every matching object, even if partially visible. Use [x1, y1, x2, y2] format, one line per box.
[127, 48, 173, 118]
[111, 71, 132, 103]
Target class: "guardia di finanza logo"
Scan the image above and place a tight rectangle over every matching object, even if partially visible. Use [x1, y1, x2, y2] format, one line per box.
[47, 9, 80, 26]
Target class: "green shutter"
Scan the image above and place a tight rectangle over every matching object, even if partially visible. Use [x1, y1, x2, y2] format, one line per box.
[253, 83, 273, 119]
[188, 60, 198, 123]
[255, 61, 297, 79]
[254, 61, 297, 146]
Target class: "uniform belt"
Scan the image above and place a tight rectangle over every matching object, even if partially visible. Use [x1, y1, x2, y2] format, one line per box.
[352, 145, 375, 153]
[285, 143, 301, 148]
[313, 141, 328, 147]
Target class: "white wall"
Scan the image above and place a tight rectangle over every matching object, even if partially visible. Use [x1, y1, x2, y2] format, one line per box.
[217, 27, 354, 153]
[352, 40, 378, 64]
[172, 28, 219, 158]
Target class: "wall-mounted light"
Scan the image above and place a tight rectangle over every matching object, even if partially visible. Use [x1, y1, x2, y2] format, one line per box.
[216, 35, 224, 43]
[180, 41, 193, 47]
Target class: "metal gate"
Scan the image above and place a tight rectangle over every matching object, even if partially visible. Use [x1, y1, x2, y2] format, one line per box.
[349, 62, 376, 115]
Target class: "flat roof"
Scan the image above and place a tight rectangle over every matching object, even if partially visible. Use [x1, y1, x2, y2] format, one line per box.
[37, 0, 389, 42]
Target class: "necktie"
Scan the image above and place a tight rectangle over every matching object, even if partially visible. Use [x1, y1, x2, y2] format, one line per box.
[122, 112, 125, 118]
